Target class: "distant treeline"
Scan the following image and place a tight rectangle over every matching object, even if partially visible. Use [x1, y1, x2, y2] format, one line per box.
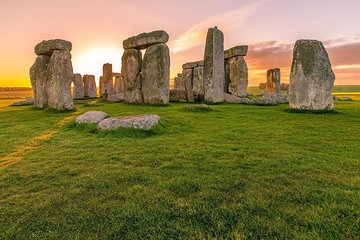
[0, 87, 32, 92]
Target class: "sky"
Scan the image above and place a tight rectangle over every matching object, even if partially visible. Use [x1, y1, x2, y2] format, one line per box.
[0, 0, 359, 87]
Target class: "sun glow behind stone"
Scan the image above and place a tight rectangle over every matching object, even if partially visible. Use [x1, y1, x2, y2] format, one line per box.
[72, 47, 123, 84]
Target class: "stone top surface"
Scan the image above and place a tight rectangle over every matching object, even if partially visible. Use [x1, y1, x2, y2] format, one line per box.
[35, 39, 72, 56]
[76, 111, 108, 124]
[182, 60, 204, 69]
[123, 30, 169, 50]
[224, 45, 248, 59]
[97, 114, 160, 130]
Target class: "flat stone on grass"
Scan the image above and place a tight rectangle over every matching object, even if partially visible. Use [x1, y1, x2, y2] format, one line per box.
[76, 111, 108, 124]
[98, 114, 160, 131]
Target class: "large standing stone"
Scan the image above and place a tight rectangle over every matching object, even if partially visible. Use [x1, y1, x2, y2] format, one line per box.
[228, 56, 248, 97]
[103, 63, 114, 95]
[83, 75, 97, 98]
[203, 27, 225, 103]
[73, 74, 84, 99]
[289, 40, 335, 110]
[141, 44, 170, 104]
[123, 30, 169, 50]
[99, 76, 104, 96]
[121, 49, 143, 103]
[182, 68, 195, 102]
[35, 39, 72, 56]
[193, 65, 204, 94]
[113, 73, 124, 94]
[47, 50, 74, 110]
[266, 68, 281, 95]
[30, 55, 50, 108]
[174, 73, 185, 90]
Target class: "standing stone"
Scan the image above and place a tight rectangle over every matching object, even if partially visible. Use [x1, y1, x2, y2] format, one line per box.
[193, 65, 204, 94]
[83, 75, 97, 98]
[99, 76, 104, 96]
[113, 73, 124, 94]
[266, 68, 281, 95]
[289, 40, 335, 110]
[103, 63, 114, 95]
[174, 73, 184, 90]
[224, 60, 230, 93]
[30, 39, 74, 111]
[30, 55, 50, 108]
[182, 68, 194, 102]
[203, 27, 225, 103]
[73, 73, 84, 99]
[142, 44, 170, 104]
[228, 56, 248, 97]
[47, 50, 74, 110]
[121, 49, 143, 103]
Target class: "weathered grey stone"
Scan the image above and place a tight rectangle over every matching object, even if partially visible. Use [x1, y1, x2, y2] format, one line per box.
[262, 92, 289, 104]
[256, 97, 278, 106]
[193, 66, 204, 94]
[106, 93, 125, 102]
[123, 30, 169, 50]
[103, 63, 114, 95]
[98, 114, 160, 130]
[182, 61, 204, 69]
[169, 89, 187, 102]
[184, 104, 209, 110]
[10, 98, 35, 106]
[289, 40, 335, 110]
[224, 93, 256, 104]
[203, 27, 225, 103]
[113, 75, 124, 94]
[224, 45, 248, 59]
[73, 74, 84, 99]
[121, 49, 143, 103]
[228, 56, 248, 97]
[47, 50, 74, 110]
[182, 68, 195, 102]
[224, 60, 230, 93]
[99, 76, 103, 96]
[30, 55, 50, 108]
[266, 68, 281, 95]
[76, 111, 108, 124]
[83, 75, 97, 98]
[35, 39, 72, 56]
[141, 44, 170, 104]
[341, 96, 353, 101]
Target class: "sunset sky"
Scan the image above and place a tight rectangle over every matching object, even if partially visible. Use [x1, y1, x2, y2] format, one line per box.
[0, 0, 359, 87]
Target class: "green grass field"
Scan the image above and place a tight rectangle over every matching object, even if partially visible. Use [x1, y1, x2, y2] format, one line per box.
[1, 91, 360, 239]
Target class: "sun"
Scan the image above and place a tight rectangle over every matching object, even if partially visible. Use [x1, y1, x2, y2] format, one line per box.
[72, 47, 123, 84]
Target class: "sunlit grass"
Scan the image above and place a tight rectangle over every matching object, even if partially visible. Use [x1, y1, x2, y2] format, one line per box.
[0, 91, 359, 239]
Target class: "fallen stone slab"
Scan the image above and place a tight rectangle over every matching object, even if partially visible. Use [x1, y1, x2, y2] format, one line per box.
[35, 39, 72, 56]
[341, 96, 353, 101]
[106, 93, 125, 102]
[10, 98, 35, 106]
[184, 104, 209, 110]
[123, 30, 169, 50]
[224, 93, 256, 104]
[98, 114, 160, 131]
[224, 45, 248, 59]
[76, 111, 108, 124]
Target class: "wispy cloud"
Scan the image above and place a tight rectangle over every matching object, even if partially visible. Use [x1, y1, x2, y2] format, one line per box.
[169, 0, 269, 53]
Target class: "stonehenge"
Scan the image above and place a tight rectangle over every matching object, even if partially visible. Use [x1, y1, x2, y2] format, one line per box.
[121, 30, 170, 104]
[73, 74, 85, 99]
[182, 61, 204, 102]
[173, 74, 184, 90]
[266, 68, 281, 95]
[289, 40, 335, 110]
[203, 27, 225, 103]
[83, 75, 97, 98]
[113, 73, 124, 94]
[30, 39, 74, 110]
[224, 46, 248, 97]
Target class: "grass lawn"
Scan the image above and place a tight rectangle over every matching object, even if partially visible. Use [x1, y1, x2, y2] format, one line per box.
[0, 95, 360, 239]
